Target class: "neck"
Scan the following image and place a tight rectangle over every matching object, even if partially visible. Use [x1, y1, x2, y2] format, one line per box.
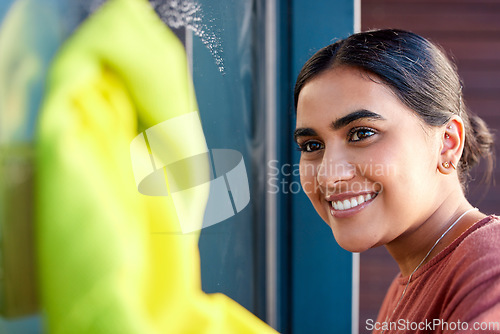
[385, 189, 485, 277]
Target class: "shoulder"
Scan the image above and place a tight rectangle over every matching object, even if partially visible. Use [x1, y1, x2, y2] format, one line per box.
[432, 215, 500, 273]
[451, 215, 500, 262]
[442, 216, 500, 324]
[446, 215, 500, 287]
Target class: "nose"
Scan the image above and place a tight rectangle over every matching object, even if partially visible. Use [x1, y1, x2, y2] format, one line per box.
[316, 151, 355, 191]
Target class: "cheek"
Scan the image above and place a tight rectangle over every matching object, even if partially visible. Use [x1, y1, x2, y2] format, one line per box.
[366, 142, 435, 208]
[355, 146, 404, 196]
[299, 160, 318, 196]
[355, 147, 396, 177]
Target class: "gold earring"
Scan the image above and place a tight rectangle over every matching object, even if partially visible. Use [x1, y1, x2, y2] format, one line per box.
[442, 161, 450, 168]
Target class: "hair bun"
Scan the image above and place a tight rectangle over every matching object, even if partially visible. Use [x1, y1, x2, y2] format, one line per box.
[461, 113, 495, 185]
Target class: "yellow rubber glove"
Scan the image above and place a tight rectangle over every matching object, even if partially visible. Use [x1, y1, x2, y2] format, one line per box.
[35, 0, 278, 333]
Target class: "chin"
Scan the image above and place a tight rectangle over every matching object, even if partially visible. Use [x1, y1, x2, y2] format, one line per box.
[329, 226, 378, 253]
[337, 242, 372, 253]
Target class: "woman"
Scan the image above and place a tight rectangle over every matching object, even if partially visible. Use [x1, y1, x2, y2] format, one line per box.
[294, 29, 498, 333]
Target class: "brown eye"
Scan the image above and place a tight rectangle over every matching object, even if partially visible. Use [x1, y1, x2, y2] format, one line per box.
[349, 128, 375, 142]
[298, 141, 324, 152]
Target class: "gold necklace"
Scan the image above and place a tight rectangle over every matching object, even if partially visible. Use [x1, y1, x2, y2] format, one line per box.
[381, 207, 479, 334]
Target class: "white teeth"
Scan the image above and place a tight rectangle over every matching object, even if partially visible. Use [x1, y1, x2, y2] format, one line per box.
[357, 195, 365, 204]
[331, 193, 376, 211]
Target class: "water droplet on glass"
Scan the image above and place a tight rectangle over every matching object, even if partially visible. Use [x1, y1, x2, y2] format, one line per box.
[150, 0, 225, 73]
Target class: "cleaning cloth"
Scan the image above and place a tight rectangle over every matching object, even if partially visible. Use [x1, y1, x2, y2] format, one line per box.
[35, 0, 277, 332]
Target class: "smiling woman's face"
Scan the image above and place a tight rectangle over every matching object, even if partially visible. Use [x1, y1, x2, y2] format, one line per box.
[295, 66, 444, 252]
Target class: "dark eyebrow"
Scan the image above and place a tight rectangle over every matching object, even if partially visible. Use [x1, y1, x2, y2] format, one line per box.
[331, 109, 385, 130]
[293, 127, 318, 143]
[294, 110, 384, 143]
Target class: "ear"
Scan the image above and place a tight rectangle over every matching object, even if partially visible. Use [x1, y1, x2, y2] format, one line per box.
[437, 116, 465, 175]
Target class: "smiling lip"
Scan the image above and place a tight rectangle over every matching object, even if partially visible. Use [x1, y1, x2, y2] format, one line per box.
[326, 192, 378, 218]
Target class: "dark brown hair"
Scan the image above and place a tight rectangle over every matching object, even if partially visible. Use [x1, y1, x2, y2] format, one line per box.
[294, 29, 495, 188]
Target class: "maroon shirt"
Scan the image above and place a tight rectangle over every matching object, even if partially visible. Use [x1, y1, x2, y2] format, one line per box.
[372, 216, 500, 334]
